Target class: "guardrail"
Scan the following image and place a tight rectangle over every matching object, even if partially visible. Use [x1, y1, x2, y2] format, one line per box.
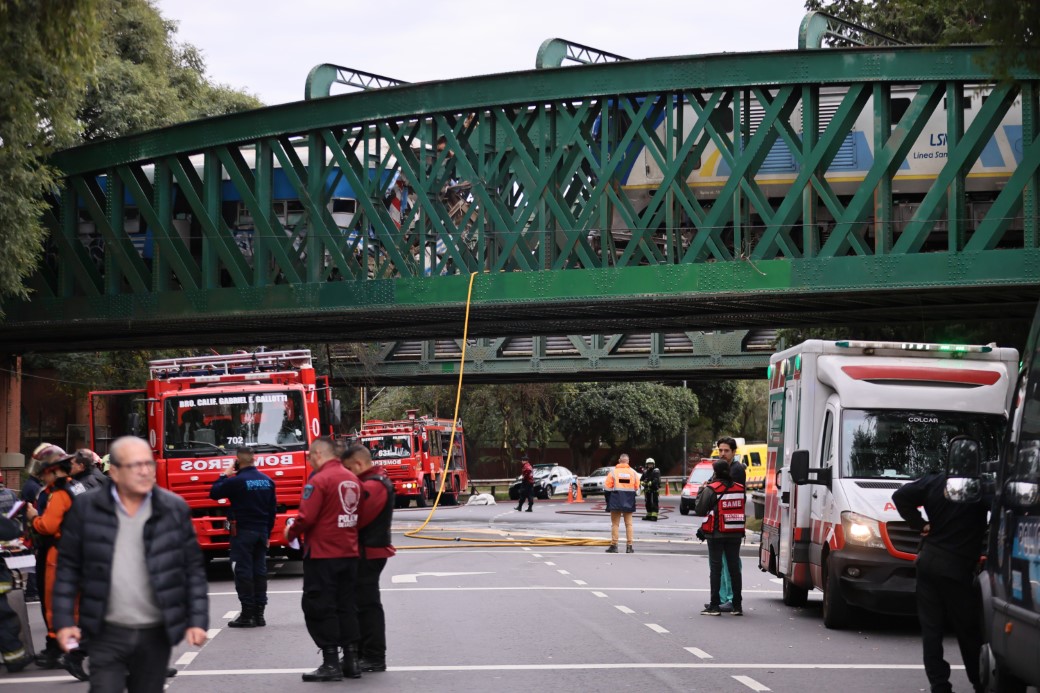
[466, 478, 516, 496]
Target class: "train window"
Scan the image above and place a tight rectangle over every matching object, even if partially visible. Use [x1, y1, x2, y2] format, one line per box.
[943, 92, 972, 110]
[710, 107, 734, 134]
[331, 198, 357, 214]
[890, 98, 911, 123]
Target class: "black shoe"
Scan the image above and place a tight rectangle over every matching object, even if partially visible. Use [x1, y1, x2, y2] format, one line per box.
[700, 605, 721, 616]
[339, 644, 362, 679]
[60, 652, 88, 681]
[254, 605, 266, 627]
[526, 507, 533, 512]
[626, 545, 635, 553]
[719, 601, 733, 613]
[35, 649, 62, 669]
[167, 667, 178, 677]
[516, 506, 523, 512]
[731, 607, 744, 616]
[5, 653, 32, 674]
[649, 515, 658, 521]
[358, 657, 386, 672]
[605, 545, 618, 553]
[641, 516, 651, 521]
[303, 647, 343, 682]
[228, 606, 257, 628]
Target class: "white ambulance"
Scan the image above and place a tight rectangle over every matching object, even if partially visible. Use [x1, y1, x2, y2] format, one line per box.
[758, 340, 1017, 629]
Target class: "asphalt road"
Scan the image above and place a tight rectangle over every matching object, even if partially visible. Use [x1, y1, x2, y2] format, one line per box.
[9, 495, 982, 692]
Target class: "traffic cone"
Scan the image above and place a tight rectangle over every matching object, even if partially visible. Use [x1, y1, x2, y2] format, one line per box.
[574, 484, 584, 503]
[663, 481, 670, 496]
[567, 485, 574, 503]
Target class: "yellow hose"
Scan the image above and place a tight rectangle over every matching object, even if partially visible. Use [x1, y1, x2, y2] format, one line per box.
[400, 272, 609, 550]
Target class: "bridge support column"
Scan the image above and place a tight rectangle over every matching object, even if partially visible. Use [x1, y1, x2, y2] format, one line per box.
[0, 356, 22, 490]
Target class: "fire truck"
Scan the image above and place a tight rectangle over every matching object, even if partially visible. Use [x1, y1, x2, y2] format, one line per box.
[357, 411, 468, 508]
[759, 340, 1016, 629]
[89, 349, 339, 555]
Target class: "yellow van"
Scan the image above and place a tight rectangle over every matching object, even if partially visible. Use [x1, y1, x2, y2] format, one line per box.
[710, 437, 767, 491]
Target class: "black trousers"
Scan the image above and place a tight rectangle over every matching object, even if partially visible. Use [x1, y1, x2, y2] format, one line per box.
[229, 528, 269, 607]
[0, 593, 23, 656]
[707, 536, 742, 609]
[302, 557, 359, 649]
[916, 550, 982, 692]
[35, 548, 56, 652]
[356, 557, 388, 660]
[517, 482, 535, 510]
[88, 624, 170, 693]
[644, 489, 659, 514]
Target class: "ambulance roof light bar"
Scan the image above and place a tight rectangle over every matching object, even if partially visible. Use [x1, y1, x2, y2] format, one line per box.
[149, 349, 313, 379]
[834, 341, 994, 353]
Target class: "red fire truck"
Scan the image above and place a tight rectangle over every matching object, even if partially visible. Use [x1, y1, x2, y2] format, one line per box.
[89, 349, 339, 555]
[357, 411, 468, 507]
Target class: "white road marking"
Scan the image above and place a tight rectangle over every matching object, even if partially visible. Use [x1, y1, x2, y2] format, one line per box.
[0, 663, 957, 683]
[557, 569, 570, 575]
[206, 628, 221, 640]
[770, 578, 783, 584]
[273, 563, 284, 569]
[573, 579, 587, 586]
[208, 586, 782, 596]
[222, 611, 238, 619]
[544, 561, 556, 566]
[175, 652, 198, 667]
[614, 605, 635, 614]
[685, 647, 713, 659]
[522, 547, 531, 551]
[532, 554, 543, 558]
[391, 571, 493, 584]
[733, 675, 771, 691]
[592, 591, 608, 598]
[645, 623, 669, 634]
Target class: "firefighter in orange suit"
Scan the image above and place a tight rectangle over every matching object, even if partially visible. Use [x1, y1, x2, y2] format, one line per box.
[603, 454, 640, 554]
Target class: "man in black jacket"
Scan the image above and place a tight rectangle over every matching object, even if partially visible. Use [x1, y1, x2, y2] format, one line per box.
[70, 449, 107, 491]
[893, 468, 988, 693]
[210, 447, 277, 628]
[52, 436, 209, 693]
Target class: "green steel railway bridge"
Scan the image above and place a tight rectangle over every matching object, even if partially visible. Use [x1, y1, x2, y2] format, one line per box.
[4, 13, 1040, 383]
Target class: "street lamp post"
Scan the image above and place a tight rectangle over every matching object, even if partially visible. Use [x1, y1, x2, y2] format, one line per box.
[682, 379, 688, 478]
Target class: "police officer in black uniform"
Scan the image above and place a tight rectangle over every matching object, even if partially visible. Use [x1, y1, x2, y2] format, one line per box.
[210, 447, 277, 628]
[641, 458, 661, 521]
[892, 448, 988, 693]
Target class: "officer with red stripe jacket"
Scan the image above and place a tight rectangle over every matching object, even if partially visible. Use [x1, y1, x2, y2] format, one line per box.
[341, 443, 396, 673]
[695, 460, 745, 616]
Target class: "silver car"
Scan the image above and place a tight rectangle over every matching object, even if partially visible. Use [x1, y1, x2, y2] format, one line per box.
[581, 466, 612, 495]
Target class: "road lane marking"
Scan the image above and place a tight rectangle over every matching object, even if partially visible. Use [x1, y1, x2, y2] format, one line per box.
[391, 571, 493, 584]
[532, 554, 543, 558]
[770, 578, 783, 584]
[175, 652, 198, 667]
[0, 663, 958, 683]
[733, 675, 771, 691]
[208, 587, 782, 596]
[557, 569, 570, 575]
[274, 563, 284, 569]
[645, 623, 669, 634]
[685, 647, 712, 659]
[573, 579, 587, 586]
[523, 547, 531, 551]
[592, 591, 608, 598]
[614, 605, 635, 614]
[544, 561, 556, 566]
[222, 611, 238, 619]
[206, 628, 221, 640]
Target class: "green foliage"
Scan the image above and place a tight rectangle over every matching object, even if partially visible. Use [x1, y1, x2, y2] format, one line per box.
[0, 0, 103, 312]
[805, 0, 1040, 75]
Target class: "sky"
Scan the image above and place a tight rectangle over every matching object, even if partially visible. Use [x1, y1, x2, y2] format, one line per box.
[154, 0, 811, 106]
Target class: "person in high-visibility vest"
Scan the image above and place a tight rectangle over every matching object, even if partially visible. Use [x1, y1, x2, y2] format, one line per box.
[604, 454, 640, 554]
[695, 460, 745, 616]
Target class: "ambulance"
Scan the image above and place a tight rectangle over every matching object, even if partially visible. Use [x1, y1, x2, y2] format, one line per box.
[759, 340, 1017, 629]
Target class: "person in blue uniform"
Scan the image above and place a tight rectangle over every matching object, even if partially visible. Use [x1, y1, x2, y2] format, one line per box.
[210, 447, 277, 628]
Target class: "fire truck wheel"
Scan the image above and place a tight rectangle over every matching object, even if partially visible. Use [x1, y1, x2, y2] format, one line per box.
[415, 488, 428, 508]
[781, 577, 808, 607]
[822, 558, 853, 630]
[441, 478, 459, 506]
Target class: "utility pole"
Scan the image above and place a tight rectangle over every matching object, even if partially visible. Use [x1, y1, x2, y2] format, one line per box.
[682, 379, 688, 478]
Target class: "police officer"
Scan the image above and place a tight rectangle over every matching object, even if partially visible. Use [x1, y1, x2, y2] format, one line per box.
[604, 454, 640, 553]
[893, 448, 987, 693]
[341, 444, 395, 673]
[210, 447, 277, 628]
[641, 458, 661, 521]
[285, 437, 364, 682]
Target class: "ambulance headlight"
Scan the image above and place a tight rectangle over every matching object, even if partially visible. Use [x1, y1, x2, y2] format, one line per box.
[841, 511, 885, 550]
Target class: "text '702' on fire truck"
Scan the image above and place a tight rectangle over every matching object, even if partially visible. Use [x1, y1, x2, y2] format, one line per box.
[89, 349, 342, 557]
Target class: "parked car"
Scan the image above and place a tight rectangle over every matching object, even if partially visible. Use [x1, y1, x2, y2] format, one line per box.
[581, 467, 612, 496]
[508, 464, 576, 500]
[679, 460, 716, 515]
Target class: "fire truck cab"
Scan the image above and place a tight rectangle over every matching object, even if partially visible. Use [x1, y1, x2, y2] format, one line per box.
[90, 349, 338, 555]
[358, 411, 468, 508]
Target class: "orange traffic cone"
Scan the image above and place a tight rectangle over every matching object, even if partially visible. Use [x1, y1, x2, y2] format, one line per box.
[567, 485, 574, 503]
[574, 483, 584, 503]
[663, 481, 670, 496]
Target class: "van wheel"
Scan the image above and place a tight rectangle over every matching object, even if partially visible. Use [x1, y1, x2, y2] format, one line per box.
[782, 577, 809, 607]
[989, 647, 1027, 693]
[822, 559, 853, 629]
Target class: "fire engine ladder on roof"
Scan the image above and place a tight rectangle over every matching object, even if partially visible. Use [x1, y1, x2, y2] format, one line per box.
[148, 349, 313, 379]
[535, 39, 629, 69]
[304, 64, 409, 100]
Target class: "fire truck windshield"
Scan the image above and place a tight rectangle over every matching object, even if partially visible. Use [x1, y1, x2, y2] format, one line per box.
[163, 391, 307, 456]
[360, 434, 413, 460]
[841, 409, 1004, 480]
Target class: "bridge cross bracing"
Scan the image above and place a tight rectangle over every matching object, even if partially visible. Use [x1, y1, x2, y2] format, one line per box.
[4, 13, 1040, 354]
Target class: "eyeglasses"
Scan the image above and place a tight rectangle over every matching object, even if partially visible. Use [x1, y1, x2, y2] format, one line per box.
[110, 460, 156, 472]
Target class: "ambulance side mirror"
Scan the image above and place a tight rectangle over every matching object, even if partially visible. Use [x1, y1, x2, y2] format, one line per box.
[790, 449, 832, 489]
[945, 436, 983, 504]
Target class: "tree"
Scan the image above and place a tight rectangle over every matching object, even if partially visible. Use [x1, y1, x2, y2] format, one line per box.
[0, 0, 104, 314]
[556, 382, 698, 473]
[0, 0, 263, 315]
[805, 0, 1040, 76]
